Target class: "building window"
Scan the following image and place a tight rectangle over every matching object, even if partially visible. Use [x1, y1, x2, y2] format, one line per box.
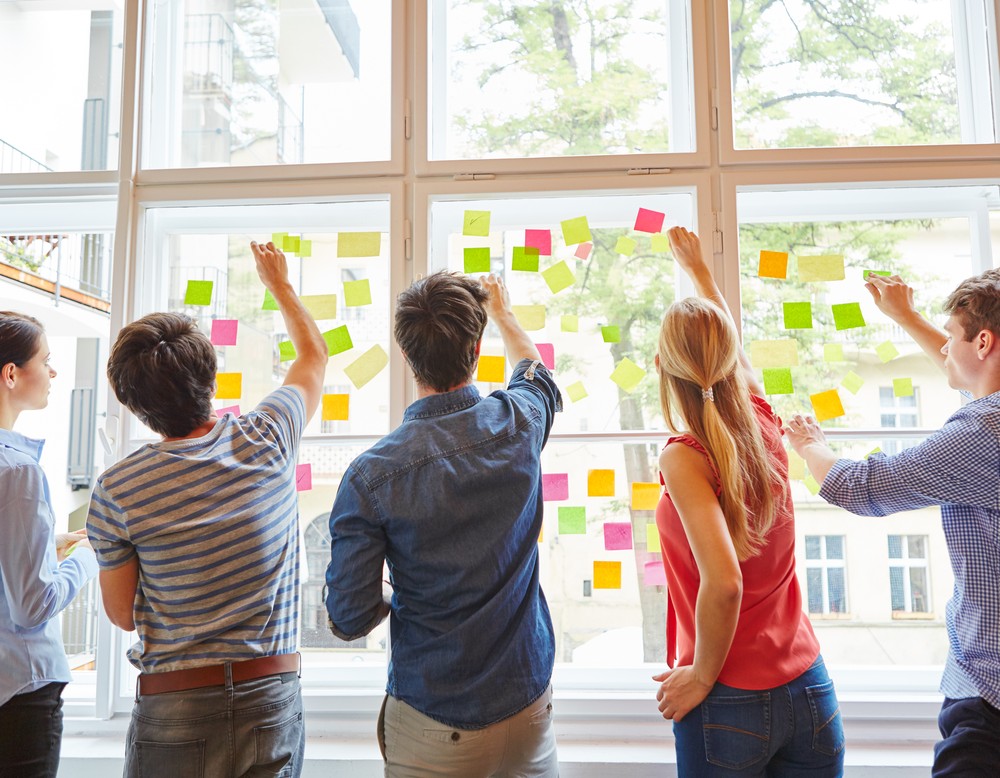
[804, 535, 848, 615]
[888, 535, 931, 614]
[879, 386, 919, 455]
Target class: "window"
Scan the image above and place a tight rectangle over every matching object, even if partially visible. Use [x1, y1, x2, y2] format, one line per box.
[879, 385, 920, 455]
[889, 535, 932, 615]
[804, 535, 848, 615]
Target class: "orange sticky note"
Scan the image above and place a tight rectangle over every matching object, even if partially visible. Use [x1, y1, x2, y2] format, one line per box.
[593, 561, 622, 589]
[322, 393, 349, 421]
[631, 482, 660, 511]
[810, 389, 846, 422]
[758, 250, 789, 279]
[588, 469, 615, 497]
[215, 373, 242, 399]
[477, 355, 505, 383]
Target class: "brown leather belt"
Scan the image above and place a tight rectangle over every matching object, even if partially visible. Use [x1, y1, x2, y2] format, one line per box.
[137, 653, 300, 696]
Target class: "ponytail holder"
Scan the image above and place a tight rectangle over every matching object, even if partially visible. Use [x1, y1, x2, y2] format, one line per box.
[702, 387, 715, 403]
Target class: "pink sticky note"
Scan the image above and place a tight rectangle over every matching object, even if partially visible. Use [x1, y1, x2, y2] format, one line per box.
[603, 522, 633, 551]
[536, 343, 555, 370]
[542, 473, 568, 501]
[210, 319, 238, 346]
[525, 229, 552, 256]
[295, 463, 312, 492]
[643, 560, 667, 587]
[215, 404, 241, 418]
[574, 242, 592, 260]
[634, 208, 666, 234]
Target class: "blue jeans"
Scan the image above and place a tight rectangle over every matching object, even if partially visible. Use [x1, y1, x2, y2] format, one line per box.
[124, 671, 304, 778]
[0, 682, 66, 778]
[673, 657, 844, 777]
[933, 696, 1000, 776]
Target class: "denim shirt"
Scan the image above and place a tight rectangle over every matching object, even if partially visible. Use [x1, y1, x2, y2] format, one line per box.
[326, 359, 562, 729]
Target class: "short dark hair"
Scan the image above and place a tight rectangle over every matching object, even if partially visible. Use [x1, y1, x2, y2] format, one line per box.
[944, 268, 1000, 341]
[107, 313, 216, 438]
[394, 271, 489, 392]
[0, 311, 45, 368]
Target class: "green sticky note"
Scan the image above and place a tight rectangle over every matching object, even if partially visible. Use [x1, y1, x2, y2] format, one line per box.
[823, 343, 844, 362]
[324, 325, 353, 355]
[298, 239, 312, 258]
[462, 210, 491, 237]
[864, 268, 892, 279]
[614, 236, 637, 256]
[262, 289, 279, 311]
[831, 302, 866, 331]
[278, 340, 296, 361]
[876, 341, 899, 363]
[565, 381, 588, 402]
[804, 474, 822, 495]
[512, 246, 540, 272]
[841, 371, 864, 395]
[464, 247, 491, 273]
[783, 301, 813, 329]
[601, 325, 621, 343]
[650, 233, 670, 253]
[561, 216, 592, 246]
[301, 294, 337, 320]
[343, 279, 372, 307]
[271, 232, 287, 246]
[542, 260, 575, 294]
[512, 305, 546, 331]
[558, 506, 587, 535]
[337, 232, 381, 257]
[610, 357, 645, 393]
[561, 315, 579, 333]
[798, 254, 845, 282]
[184, 280, 213, 306]
[748, 339, 799, 368]
[762, 367, 794, 394]
[282, 235, 300, 253]
[345, 344, 389, 389]
[893, 377, 914, 397]
[646, 523, 661, 553]
[865, 446, 882, 458]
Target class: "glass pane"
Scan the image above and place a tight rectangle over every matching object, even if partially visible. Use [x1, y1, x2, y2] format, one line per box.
[827, 567, 846, 614]
[804, 535, 821, 560]
[729, 0, 995, 149]
[143, 0, 390, 168]
[888, 535, 903, 559]
[907, 535, 926, 559]
[909, 567, 929, 613]
[878, 386, 895, 404]
[889, 566, 905, 611]
[429, 0, 692, 160]
[825, 535, 843, 560]
[806, 568, 824, 613]
[0, 4, 123, 172]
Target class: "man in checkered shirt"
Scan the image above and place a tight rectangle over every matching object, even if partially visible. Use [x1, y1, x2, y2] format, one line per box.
[786, 269, 1000, 777]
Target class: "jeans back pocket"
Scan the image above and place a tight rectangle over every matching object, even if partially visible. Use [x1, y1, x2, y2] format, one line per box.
[701, 691, 771, 771]
[805, 680, 845, 756]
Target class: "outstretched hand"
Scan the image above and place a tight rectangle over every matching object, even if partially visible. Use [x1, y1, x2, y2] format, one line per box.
[479, 273, 512, 320]
[250, 241, 291, 292]
[864, 274, 916, 323]
[784, 414, 827, 457]
[668, 226, 710, 277]
[652, 665, 713, 722]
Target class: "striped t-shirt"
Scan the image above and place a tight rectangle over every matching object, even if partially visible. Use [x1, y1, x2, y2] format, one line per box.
[87, 387, 305, 673]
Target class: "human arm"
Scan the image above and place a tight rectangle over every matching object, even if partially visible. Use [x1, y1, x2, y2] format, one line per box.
[98, 557, 139, 632]
[56, 529, 89, 561]
[864, 274, 947, 372]
[480, 273, 542, 363]
[784, 414, 840, 484]
[251, 241, 328, 421]
[86, 481, 139, 632]
[652, 443, 743, 722]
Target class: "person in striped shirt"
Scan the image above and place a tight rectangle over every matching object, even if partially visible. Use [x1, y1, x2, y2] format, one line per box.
[86, 241, 327, 778]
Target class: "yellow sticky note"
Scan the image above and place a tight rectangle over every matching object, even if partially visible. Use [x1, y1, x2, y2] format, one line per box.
[463, 210, 491, 237]
[215, 372, 242, 399]
[893, 377, 914, 397]
[798, 254, 845, 282]
[542, 261, 575, 294]
[609, 357, 646, 393]
[631, 482, 660, 511]
[337, 232, 381, 258]
[876, 341, 900, 363]
[588, 469, 615, 497]
[823, 343, 844, 362]
[344, 345, 389, 389]
[561, 216, 592, 245]
[841, 371, 864, 395]
[804, 474, 822, 495]
[646, 523, 661, 553]
[565, 381, 587, 402]
[787, 450, 806, 480]
[298, 239, 312, 258]
[650, 233, 670, 253]
[322, 393, 350, 421]
[561, 315, 579, 333]
[758, 250, 789, 279]
[477, 355, 505, 383]
[343, 279, 372, 307]
[748, 339, 799, 369]
[593, 561, 622, 589]
[512, 305, 546, 331]
[810, 389, 846, 422]
[301, 294, 338, 320]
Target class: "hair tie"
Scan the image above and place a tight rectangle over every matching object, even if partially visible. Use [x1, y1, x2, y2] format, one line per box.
[702, 386, 715, 403]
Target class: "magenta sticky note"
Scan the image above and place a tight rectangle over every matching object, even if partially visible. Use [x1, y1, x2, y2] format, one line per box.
[537, 343, 555, 370]
[525, 229, 552, 256]
[574, 242, 592, 260]
[643, 560, 667, 587]
[295, 463, 312, 492]
[634, 208, 666, 234]
[542, 473, 568, 501]
[215, 404, 240, 418]
[603, 522, 633, 551]
[210, 319, 238, 346]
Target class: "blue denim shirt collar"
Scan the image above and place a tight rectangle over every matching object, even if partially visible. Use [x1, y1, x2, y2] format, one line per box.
[0, 428, 45, 462]
[402, 384, 481, 422]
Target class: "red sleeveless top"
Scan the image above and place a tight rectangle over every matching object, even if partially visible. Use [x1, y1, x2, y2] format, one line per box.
[655, 394, 819, 690]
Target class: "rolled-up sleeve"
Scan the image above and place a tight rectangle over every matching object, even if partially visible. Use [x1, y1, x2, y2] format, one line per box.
[505, 359, 562, 443]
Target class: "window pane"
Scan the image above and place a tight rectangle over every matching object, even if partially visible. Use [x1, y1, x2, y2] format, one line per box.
[907, 536, 926, 559]
[888, 535, 903, 559]
[143, 0, 390, 168]
[909, 567, 929, 613]
[827, 568, 846, 614]
[804, 535, 821, 560]
[806, 568, 824, 613]
[889, 566, 905, 611]
[825, 535, 843, 560]
[878, 386, 895, 404]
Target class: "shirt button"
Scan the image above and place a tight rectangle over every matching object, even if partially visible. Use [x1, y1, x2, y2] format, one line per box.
[451, 732, 460, 742]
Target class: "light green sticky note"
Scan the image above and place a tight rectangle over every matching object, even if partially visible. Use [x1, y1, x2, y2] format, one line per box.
[565, 381, 588, 402]
[783, 302, 813, 329]
[831, 302, 866, 330]
[650, 233, 670, 253]
[748, 339, 799, 368]
[615, 236, 637, 256]
[646, 523, 661, 553]
[893, 377, 914, 397]
[464, 247, 491, 273]
[184, 280, 213, 306]
[762, 367, 794, 394]
[512, 246, 540, 272]
[282, 235, 300, 253]
[804, 474, 822, 495]
[601, 325, 621, 343]
[865, 446, 882, 459]
[337, 232, 381, 257]
[301, 294, 338, 320]
[558, 506, 586, 535]
[864, 268, 892, 279]
[542, 260, 575, 294]
[271, 232, 287, 246]
[561, 216, 592, 245]
[798, 254, 845, 282]
[343, 279, 372, 307]
[512, 305, 546, 331]
[823, 343, 844, 362]
[610, 357, 645, 393]
[876, 341, 900, 363]
[345, 344, 389, 389]
[324, 325, 353, 355]
[841, 371, 864, 395]
[298, 239, 312, 258]
[561, 315, 579, 333]
[463, 210, 491, 237]
[262, 289, 279, 311]
[278, 340, 296, 361]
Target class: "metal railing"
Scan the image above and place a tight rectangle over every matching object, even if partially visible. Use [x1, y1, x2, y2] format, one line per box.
[0, 138, 52, 174]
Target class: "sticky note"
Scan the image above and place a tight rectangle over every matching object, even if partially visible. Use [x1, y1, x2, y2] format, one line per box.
[601, 325, 621, 343]
[810, 389, 846, 422]
[643, 560, 667, 587]
[215, 404, 240, 418]
[798, 254, 845, 282]
[787, 450, 806, 480]
[343, 279, 372, 307]
[864, 268, 892, 279]
[646, 523, 661, 553]
[575, 242, 593, 260]
[603, 522, 633, 551]
[763, 367, 794, 395]
[593, 561, 622, 589]
[525, 229, 552, 255]
[282, 235, 300, 253]
[301, 294, 338, 320]
[558, 506, 586, 534]
[271, 232, 287, 245]
[295, 463, 312, 492]
[865, 446, 882, 458]
[215, 372, 242, 399]
[748, 340, 799, 368]
[783, 302, 813, 329]
[610, 358, 645, 393]
[345, 344, 389, 389]
[463, 210, 491, 237]
[536, 343, 555, 370]
[278, 340, 297, 362]
[561, 315, 579, 332]
[615, 236, 637, 256]
[650, 233, 670, 253]
[542, 473, 569, 501]
[893, 377, 914, 397]
[324, 325, 354, 356]
[804, 474, 821, 495]
[841, 371, 864, 394]
[631, 482, 660, 511]
[512, 305, 546, 331]
[297, 239, 312, 258]
[512, 246, 540, 272]
[210, 319, 238, 346]
[477, 355, 505, 383]
[322, 393, 349, 421]
[831, 302, 866, 331]
[758, 250, 789, 279]
[561, 216, 591, 245]
[337, 232, 381, 257]
[464, 247, 491, 273]
[542, 261, 575, 294]
[634, 208, 665, 233]
[262, 290, 279, 311]
[565, 381, 588, 402]
[588, 469, 615, 497]
[876, 341, 900, 363]
[823, 343, 844, 362]
[184, 280, 213, 306]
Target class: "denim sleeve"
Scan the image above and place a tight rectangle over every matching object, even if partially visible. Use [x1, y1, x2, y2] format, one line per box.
[506, 358, 563, 442]
[325, 465, 390, 641]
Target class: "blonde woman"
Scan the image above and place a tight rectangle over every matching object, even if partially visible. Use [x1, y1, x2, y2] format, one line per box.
[652, 228, 843, 776]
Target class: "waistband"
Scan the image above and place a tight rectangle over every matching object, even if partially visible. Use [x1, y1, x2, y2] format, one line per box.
[137, 652, 300, 696]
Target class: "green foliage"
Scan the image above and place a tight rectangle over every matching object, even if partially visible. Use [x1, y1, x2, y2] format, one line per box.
[0, 240, 44, 273]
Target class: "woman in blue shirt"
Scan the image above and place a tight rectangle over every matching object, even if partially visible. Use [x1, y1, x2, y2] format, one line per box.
[0, 311, 98, 777]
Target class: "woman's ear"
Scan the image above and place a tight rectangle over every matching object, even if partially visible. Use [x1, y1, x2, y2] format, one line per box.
[1, 362, 15, 388]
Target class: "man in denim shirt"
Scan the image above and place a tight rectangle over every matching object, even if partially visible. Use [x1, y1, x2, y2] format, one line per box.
[326, 271, 561, 777]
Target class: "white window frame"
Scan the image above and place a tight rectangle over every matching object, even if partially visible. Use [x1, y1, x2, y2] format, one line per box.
[804, 535, 849, 616]
[888, 534, 933, 615]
